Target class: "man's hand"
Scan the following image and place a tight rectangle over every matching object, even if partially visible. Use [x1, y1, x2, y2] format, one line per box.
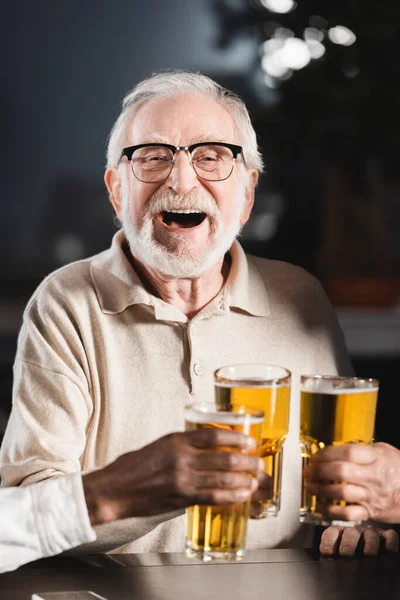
[83, 429, 264, 526]
[319, 525, 399, 556]
[304, 442, 400, 524]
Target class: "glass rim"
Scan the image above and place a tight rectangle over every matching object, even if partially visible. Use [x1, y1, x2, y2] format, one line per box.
[214, 363, 291, 387]
[300, 374, 379, 389]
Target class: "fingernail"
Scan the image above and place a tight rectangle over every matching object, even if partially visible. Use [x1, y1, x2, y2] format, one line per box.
[250, 478, 259, 491]
[237, 489, 251, 501]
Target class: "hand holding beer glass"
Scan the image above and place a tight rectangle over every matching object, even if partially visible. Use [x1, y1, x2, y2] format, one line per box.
[185, 401, 264, 562]
[214, 364, 291, 518]
[300, 375, 379, 527]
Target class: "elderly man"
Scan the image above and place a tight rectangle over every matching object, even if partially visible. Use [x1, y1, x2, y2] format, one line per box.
[0, 70, 393, 556]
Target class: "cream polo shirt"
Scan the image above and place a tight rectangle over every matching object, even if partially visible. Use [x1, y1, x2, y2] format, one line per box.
[0, 230, 353, 554]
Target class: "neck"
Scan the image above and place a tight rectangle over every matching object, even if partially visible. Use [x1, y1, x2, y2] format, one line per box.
[130, 253, 230, 318]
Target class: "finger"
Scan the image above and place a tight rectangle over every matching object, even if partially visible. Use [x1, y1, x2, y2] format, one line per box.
[362, 526, 381, 556]
[187, 428, 256, 450]
[315, 500, 369, 523]
[257, 471, 273, 491]
[320, 526, 344, 556]
[338, 526, 364, 557]
[195, 470, 259, 492]
[306, 481, 368, 504]
[250, 499, 266, 519]
[257, 458, 266, 476]
[194, 486, 254, 506]
[194, 450, 263, 475]
[252, 473, 273, 503]
[381, 529, 399, 553]
[304, 460, 366, 486]
[310, 444, 376, 465]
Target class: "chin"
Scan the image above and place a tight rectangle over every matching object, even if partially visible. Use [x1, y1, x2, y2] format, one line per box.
[123, 217, 240, 279]
[143, 249, 221, 279]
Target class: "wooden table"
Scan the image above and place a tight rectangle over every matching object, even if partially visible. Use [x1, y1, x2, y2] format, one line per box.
[0, 549, 399, 600]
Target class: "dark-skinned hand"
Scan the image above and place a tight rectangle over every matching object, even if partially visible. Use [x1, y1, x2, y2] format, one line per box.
[83, 429, 264, 526]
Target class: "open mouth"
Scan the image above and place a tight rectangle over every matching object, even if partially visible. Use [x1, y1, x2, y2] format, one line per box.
[161, 210, 207, 229]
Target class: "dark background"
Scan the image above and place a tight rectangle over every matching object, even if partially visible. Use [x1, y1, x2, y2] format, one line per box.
[1, 0, 400, 445]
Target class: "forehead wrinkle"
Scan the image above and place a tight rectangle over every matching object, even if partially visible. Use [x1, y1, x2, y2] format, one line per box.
[128, 94, 241, 148]
[136, 133, 172, 145]
[190, 134, 231, 145]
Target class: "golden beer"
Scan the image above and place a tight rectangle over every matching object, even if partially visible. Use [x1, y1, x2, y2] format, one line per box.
[214, 364, 291, 517]
[184, 402, 264, 562]
[300, 375, 379, 526]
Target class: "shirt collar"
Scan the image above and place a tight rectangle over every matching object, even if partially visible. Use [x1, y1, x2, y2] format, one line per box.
[225, 241, 270, 317]
[91, 230, 270, 319]
[91, 230, 156, 314]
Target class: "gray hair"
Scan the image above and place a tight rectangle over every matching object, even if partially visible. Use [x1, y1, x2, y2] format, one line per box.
[106, 70, 264, 174]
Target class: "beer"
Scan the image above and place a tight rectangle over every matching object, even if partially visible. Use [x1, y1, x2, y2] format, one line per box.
[214, 364, 291, 517]
[184, 403, 264, 562]
[300, 375, 379, 526]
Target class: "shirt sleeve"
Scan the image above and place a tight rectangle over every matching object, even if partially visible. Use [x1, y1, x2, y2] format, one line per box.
[0, 283, 93, 487]
[0, 472, 96, 573]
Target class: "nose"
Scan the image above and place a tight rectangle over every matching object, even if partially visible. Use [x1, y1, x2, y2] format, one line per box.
[166, 150, 200, 195]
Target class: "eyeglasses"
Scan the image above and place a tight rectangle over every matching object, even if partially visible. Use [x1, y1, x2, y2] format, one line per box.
[119, 142, 246, 183]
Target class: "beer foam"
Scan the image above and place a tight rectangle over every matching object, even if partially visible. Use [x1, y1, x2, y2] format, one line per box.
[184, 408, 264, 425]
[215, 380, 290, 390]
[301, 378, 378, 394]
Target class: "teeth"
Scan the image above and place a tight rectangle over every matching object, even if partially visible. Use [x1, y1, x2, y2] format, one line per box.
[166, 209, 203, 214]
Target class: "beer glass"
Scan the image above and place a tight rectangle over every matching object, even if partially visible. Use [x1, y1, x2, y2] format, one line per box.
[214, 364, 291, 518]
[300, 375, 379, 527]
[184, 401, 264, 562]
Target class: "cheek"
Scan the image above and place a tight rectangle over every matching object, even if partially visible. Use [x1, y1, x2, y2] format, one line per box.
[124, 185, 156, 222]
[216, 182, 243, 222]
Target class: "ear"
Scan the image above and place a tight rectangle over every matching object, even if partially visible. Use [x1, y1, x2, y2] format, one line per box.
[240, 169, 258, 226]
[104, 168, 123, 220]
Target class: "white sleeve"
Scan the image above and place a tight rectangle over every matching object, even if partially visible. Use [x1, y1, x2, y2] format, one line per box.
[0, 472, 96, 573]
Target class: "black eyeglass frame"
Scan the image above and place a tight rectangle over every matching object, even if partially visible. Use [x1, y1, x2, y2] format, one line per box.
[119, 141, 246, 182]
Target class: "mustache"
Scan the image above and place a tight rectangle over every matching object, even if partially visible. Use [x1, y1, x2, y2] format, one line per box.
[144, 189, 219, 218]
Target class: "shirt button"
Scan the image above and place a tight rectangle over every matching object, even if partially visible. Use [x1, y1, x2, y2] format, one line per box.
[218, 298, 225, 311]
[193, 362, 204, 376]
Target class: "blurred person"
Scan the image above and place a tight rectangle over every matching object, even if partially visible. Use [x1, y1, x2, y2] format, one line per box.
[304, 442, 400, 555]
[0, 70, 394, 557]
[0, 472, 95, 573]
[1, 427, 260, 572]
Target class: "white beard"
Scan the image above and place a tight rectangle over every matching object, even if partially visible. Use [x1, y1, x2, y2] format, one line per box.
[121, 177, 247, 278]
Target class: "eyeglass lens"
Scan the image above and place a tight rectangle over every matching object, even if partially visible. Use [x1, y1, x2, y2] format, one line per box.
[130, 144, 235, 182]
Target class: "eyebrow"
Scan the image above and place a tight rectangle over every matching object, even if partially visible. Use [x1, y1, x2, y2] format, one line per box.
[136, 134, 230, 146]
